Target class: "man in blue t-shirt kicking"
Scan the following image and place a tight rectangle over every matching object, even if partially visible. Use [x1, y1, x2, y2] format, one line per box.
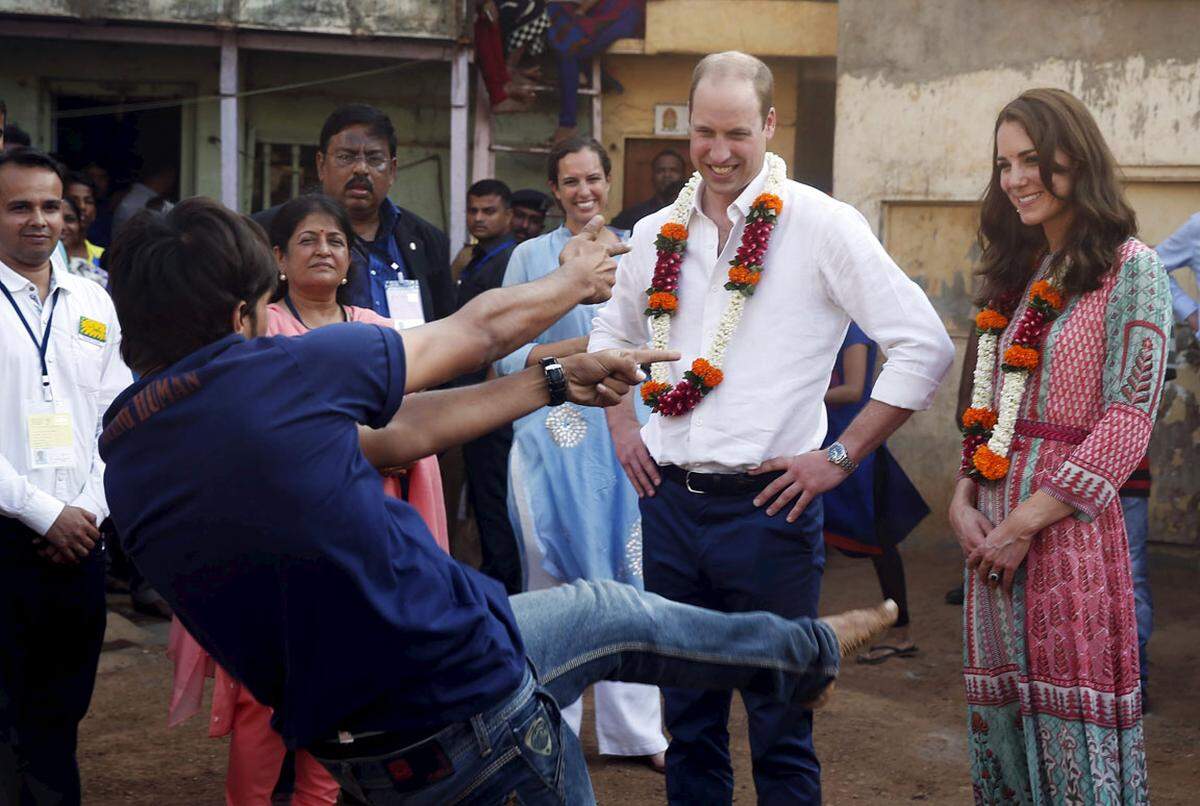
[100, 198, 895, 805]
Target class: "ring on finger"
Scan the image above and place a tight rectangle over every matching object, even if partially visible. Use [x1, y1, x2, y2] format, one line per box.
[987, 570, 1001, 584]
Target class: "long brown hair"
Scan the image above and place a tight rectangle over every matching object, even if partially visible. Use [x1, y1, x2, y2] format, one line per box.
[975, 88, 1136, 306]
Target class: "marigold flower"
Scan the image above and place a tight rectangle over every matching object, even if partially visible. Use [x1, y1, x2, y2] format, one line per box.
[973, 444, 1011, 480]
[1003, 344, 1040, 370]
[690, 358, 724, 389]
[659, 223, 688, 241]
[641, 380, 670, 404]
[975, 308, 1009, 332]
[961, 407, 998, 430]
[728, 265, 760, 285]
[753, 193, 783, 214]
[1030, 280, 1064, 310]
[647, 292, 678, 312]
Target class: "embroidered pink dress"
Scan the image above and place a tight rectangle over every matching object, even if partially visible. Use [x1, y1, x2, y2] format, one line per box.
[963, 239, 1171, 805]
[167, 304, 449, 804]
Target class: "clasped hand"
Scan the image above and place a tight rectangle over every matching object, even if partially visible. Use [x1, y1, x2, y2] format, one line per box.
[748, 450, 849, 523]
[561, 348, 680, 408]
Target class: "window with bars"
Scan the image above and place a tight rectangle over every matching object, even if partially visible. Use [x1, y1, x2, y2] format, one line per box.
[251, 142, 320, 213]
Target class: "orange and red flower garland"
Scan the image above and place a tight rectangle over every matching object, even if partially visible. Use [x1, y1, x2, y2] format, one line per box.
[641, 155, 786, 415]
[960, 277, 1065, 480]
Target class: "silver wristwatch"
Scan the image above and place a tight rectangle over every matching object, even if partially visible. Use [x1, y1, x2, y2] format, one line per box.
[826, 441, 858, 474]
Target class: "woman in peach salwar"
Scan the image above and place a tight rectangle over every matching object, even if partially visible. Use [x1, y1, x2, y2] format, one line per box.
[167, 195, 449, 804]
[950, 89, 1170, 805]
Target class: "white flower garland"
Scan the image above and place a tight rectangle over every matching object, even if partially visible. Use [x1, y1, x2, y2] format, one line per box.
[649, 153, 788, 386]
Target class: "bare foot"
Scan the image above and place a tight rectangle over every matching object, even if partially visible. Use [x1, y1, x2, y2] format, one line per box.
[645, 751, 666, 774]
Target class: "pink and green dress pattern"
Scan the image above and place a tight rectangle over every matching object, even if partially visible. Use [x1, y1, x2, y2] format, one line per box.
[963, 238, 1170, 805]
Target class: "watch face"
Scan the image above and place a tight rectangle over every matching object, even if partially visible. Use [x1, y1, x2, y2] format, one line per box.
[829, 443, 845, 461]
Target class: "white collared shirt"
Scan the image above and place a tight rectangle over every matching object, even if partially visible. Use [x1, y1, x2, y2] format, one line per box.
[589, 163, 954, 472]
[0, 254, 132, 534]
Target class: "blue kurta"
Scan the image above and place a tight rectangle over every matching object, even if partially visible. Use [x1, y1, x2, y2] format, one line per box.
[495, 226, 648, 585]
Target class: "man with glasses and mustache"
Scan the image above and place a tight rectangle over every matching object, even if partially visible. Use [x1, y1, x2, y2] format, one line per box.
[254, 104, 454, 325]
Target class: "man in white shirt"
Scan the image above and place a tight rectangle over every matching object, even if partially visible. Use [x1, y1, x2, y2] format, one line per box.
[0, 148, 132, 804]
[1155, 211, 1200, 340]
[589, 52, 954, 804]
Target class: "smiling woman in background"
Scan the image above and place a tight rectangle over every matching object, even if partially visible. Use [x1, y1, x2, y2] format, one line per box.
[493, 136, 668, 772]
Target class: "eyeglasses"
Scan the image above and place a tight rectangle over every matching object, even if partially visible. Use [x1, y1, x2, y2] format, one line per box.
[332, 151, 390, 171]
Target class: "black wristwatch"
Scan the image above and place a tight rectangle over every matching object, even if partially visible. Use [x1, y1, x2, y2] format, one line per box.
[539, 356, 568, 406]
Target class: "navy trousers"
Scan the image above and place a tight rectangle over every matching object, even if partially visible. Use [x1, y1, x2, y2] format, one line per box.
[641, 479, 825, 806]
[0, 518, 107, 806]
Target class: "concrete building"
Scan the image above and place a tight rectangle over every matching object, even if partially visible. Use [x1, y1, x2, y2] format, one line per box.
[836, 0, 1200, 549]
[0, 1, 473, 242]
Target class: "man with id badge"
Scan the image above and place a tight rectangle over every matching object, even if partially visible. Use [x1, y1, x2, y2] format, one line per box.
[0, 148, 132, 804]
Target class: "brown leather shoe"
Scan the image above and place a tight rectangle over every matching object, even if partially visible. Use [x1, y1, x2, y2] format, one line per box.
[819, 600, 900, 658]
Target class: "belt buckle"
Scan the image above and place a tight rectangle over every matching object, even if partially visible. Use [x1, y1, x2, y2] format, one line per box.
[685, 471, 707, 495]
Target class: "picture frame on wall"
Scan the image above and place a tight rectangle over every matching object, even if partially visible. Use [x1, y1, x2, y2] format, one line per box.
[654, 104, 689, 137]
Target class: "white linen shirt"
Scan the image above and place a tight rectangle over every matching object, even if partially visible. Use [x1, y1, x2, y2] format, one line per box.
[0, 254, 132, 535]
[588, 163, 954, 472]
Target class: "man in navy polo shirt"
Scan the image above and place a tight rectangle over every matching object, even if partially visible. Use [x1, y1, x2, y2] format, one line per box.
[101, 198, 894, 805]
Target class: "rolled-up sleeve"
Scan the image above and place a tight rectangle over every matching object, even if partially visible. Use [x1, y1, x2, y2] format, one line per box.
[588, 218, 655, 353]
[819, 204, 954, 411]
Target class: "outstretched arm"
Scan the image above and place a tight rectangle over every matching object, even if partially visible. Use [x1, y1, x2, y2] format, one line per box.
[400, 216, 625, 393]
[360, 347, 679, 468]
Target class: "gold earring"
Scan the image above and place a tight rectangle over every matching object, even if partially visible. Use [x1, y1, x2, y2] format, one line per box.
[279, 273, 287, 281]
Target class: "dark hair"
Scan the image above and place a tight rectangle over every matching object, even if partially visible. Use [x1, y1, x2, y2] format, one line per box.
[64, 170, 97, 194]
[266, 194, 356, 304]
[0, 147, 64, 185]
[62, 196, 81, 219]
[107, 198, 278, 374]
[468, 179, 512, 207]
[547, 137, 611, 185]
[0, 99, 6, 119]
[652, 149, 686, 170]
[3, 123, 32, 148]
[976, 88, 1137, 304]
[318, 104, 398, 158]
[511, 188, 552, 213]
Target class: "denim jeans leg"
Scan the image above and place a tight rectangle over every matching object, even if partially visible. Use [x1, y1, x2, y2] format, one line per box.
[1120, 495, 1153, 687]
[507, 583, 840, 721]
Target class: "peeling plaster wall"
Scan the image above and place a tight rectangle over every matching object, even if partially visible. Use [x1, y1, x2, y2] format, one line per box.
[0, 0, 457, 39]
[835, 0, 1200, 547]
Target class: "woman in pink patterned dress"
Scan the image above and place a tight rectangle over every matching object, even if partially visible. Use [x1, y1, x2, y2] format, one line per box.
[949, 89, 1170, 804]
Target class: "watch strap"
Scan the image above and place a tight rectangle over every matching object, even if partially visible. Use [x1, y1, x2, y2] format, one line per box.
[539, 356, 568, 406]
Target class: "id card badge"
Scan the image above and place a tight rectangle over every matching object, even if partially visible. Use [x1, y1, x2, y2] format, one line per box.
[25, 399, 74, 469]
[384, 277, 426, 330]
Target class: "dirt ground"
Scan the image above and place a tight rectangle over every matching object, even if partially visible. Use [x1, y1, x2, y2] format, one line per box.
[81, 542, 1199, 805]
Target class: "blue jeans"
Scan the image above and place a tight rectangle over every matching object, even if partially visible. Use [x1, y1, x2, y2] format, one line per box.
[1121, 495, 1153, 687]
[641, 481, 826, 806]
[312, 580, 840, 804]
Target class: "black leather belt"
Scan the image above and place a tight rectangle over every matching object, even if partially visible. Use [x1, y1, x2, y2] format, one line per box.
[661, 465, 784, 496]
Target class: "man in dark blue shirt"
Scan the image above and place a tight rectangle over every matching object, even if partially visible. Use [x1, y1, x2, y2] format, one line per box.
[102, 199, 891, 804]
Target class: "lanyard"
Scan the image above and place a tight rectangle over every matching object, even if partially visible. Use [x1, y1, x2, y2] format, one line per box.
[283, 294, 347, 330]
[0, 283, 61, 402]
[461, 237, 515, 283]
